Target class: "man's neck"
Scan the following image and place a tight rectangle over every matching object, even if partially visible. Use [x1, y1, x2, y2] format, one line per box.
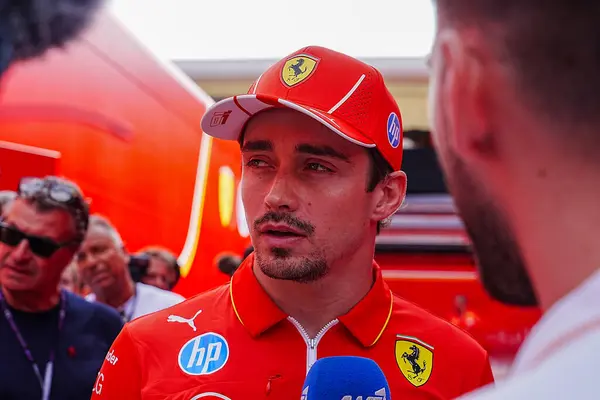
[254, 251, 375, 338]
[96, 277, 135, 309]
[1, 285, 61, 312]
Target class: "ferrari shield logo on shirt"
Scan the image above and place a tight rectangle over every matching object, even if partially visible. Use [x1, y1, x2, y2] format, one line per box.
[281, 55, 319, 87]
[178, 332, 229, 375]
[395, 334, 434, 387]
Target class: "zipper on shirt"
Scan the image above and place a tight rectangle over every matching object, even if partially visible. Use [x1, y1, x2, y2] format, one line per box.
[288, 316, 339, 374]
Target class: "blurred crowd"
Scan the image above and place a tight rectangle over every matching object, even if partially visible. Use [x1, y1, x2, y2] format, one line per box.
[0, 176, 190, 399]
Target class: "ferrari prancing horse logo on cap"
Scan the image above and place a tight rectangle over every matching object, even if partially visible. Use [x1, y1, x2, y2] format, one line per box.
[281, 55, 319, 87]
[395, 334, 434, 387]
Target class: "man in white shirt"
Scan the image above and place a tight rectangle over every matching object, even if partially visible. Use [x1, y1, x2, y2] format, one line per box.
[75, 215, 184, 322]
[427, 0, 600, 398]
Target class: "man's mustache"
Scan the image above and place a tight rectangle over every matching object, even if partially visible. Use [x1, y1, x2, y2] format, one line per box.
[254, 212, 315, 236]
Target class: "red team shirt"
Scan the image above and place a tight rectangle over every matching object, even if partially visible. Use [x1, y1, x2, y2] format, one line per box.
[91, 255, 493, 399]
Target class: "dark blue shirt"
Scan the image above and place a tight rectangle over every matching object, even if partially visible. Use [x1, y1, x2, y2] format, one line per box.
[0, 290, 123, 400]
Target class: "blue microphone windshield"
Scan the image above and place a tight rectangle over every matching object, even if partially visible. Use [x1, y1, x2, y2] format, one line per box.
[301, 356, 390, 400]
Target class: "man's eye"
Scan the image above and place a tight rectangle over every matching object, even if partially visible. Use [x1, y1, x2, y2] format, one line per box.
[246, 159, 269, 168]
[306, 163, 331, 172]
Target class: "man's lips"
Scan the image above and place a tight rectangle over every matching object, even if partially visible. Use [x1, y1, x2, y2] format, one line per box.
[258, 223, 307, 237]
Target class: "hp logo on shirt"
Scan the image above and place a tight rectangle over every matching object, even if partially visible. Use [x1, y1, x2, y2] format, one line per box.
[387, 112, 401, 149]
[178, 332, 229, 375]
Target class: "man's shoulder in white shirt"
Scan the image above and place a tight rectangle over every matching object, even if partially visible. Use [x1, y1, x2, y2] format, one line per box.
[135, 282, 185, 311]
[460, 329, 600, 399]
[459, 269, 600, 399]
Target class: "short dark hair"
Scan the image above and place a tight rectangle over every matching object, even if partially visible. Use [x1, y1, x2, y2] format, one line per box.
[366, 149, 394, 234]
[137, 247, 181, 288]
[435, 1, 600, 130]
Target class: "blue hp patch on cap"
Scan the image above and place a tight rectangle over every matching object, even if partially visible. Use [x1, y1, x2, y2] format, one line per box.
[387, 112, 401, 148]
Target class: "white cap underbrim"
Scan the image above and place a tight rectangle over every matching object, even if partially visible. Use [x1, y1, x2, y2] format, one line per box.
[200, 94, 376, 148]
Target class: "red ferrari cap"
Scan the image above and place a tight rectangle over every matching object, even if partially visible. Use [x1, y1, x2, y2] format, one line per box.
[200, 46, 404, 171]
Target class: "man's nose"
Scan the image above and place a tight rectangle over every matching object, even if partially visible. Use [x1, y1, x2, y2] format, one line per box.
[11, 239, 33, 262]
[264, 171, 299, 212]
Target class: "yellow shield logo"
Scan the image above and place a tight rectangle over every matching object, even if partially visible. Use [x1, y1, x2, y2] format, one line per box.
[395, 335, 434, 387]
[281, 55, 318, 87]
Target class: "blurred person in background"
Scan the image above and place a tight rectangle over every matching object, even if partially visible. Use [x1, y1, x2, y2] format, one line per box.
[0, 176, 122, 400]
[76, 215, 185, 323]
[429, 0, 600, 398]
[59, 260, 82, 294]
[136, 246, 181, 291]
[215, 252, 242, 277]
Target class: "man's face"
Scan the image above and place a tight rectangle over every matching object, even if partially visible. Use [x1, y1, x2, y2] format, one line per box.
[0, 198, 78, 294]
[428, 16, 538, 306]
[141, 257, 176, 291]
[76, 226, 129, 295]
[241, 108, 393, 283]
[60, 263, 79, 293]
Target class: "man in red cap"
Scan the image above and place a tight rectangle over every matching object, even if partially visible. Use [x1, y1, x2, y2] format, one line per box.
[92, 46, 493, 399]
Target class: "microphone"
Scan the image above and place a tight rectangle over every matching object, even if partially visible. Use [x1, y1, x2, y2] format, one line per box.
[0, 0, 104, 75]
[301, 356, 390, 400]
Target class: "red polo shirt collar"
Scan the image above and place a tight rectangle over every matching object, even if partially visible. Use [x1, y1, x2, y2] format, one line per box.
[229, 254, 393, 347]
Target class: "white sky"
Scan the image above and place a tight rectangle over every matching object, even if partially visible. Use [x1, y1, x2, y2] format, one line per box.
[108, 0, 436, 61]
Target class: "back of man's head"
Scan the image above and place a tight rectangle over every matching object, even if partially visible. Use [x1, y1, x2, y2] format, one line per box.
[435, 1, 600, 135]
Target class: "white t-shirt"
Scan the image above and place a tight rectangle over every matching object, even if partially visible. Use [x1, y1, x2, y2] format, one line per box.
[458, 269, 600, 399]
[86, 282, 185, 321]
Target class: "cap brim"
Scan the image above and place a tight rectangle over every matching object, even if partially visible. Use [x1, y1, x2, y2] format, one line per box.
[200, 94, 376, 148]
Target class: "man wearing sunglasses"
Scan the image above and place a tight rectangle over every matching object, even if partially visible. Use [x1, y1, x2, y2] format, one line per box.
[0, 176, 123, 400]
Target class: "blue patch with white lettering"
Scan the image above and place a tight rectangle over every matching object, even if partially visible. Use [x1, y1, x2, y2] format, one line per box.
[387, 112, 401, 148]
[178, 332, 229, 375]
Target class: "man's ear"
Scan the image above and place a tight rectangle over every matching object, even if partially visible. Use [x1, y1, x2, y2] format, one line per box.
[371, 171, 407, 223]
[437, 29, 496, 160]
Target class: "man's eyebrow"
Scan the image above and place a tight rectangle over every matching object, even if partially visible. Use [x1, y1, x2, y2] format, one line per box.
[241, 140, 273, 153]
[296, 144, 350, 162]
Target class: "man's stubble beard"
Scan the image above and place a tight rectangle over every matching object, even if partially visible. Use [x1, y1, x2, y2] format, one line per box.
[253, 211, 329, 283]
[255, 246, 329, 284]
[445, 151, 539, 307]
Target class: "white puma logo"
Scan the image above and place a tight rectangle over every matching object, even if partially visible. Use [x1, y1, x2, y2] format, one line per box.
[167, 309, 203, 331]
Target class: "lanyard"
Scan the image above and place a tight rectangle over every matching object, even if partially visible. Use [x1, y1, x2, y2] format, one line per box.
[0, 290, 67, 400]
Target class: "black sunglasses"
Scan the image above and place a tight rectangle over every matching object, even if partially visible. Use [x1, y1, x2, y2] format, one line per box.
[0, 222, 75, 258]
